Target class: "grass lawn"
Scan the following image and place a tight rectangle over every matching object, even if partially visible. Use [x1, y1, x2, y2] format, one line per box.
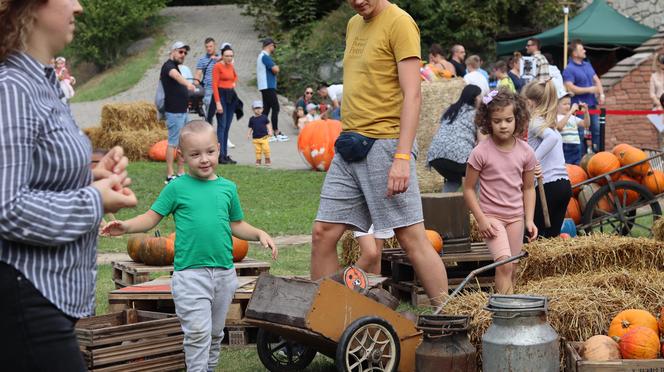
[98, 162, 325, 253]
[70, 34, 166, 103]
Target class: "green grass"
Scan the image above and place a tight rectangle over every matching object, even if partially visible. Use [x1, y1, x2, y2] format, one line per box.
[71, 34, 166, 102]
[98, 162, 325, 253]
[216, 348, 335, 371]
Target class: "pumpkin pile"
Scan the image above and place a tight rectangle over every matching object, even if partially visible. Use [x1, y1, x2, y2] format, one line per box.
[579, 308, 664, 361]
[565, 144, 663, 224]
[127, 231, 249, 266]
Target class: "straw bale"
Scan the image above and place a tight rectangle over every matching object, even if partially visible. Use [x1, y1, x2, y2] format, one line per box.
[443, 269, 664, 366]
[653, 218, 664, 241]
[417, 79, 466, 193]
[83, 127, 105, 149]
[339, 230, 400, 267]
[469, 214, 483, 243]
[100, 102, 163, 131]
[517, 234, 664, 282]
[95, 129, 168, 161]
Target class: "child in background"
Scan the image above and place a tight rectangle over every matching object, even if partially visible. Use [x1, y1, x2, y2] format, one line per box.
[555, 91, 589, 165]
[493, 61, 516, 93]
[102, 121, 278, 372]
[464, 90, 537, 294]
[296, 106, 307, 131]
[523, 79, 572, 238]
[305, 103, 320, 122]
[55, 56, 75, 102]
[248, 100, 273, 166]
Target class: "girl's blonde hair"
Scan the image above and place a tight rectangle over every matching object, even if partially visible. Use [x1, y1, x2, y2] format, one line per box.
[522, 79, 558, 135]
[0, 0, 47, 62]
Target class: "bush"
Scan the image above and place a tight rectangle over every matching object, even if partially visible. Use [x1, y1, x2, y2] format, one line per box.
[242, 0, 343, 35]
[68, 0, 166, 69]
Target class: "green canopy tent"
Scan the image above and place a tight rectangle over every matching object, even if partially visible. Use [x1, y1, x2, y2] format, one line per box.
[496, 0, 656, 56]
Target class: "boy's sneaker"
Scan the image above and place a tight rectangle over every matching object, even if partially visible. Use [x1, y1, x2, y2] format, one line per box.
[268, 136, 277, 142]
[228, 139, 235, 148]
[165, 175, 177, 184]
[277, 134, 289, 142]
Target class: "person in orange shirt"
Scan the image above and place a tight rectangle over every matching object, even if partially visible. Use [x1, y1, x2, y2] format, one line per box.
[212, 44, 240, 164]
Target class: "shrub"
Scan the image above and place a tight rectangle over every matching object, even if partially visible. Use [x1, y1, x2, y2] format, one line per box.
[68, 0, 166, 69]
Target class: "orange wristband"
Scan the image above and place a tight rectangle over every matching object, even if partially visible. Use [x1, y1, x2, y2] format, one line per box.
[394, 153, 411, 161]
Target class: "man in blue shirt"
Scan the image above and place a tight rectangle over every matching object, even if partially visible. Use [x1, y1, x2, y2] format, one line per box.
[563, 39, 605, 155]
[256, 38, 288, 142]
[195, 37, 220, 124]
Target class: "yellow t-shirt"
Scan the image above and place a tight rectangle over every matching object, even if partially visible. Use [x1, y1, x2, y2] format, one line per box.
[342, 4, 420, 139]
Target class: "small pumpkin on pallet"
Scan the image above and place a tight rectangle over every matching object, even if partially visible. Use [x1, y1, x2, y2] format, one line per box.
[612, 326, 660, 359]
[126, 231, 175, 266]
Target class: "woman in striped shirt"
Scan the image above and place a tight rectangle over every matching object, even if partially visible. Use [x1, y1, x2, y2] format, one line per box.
[0, 1, 137, 370]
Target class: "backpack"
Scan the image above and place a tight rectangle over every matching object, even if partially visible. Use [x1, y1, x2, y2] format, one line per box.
[155, 79, 165, 120]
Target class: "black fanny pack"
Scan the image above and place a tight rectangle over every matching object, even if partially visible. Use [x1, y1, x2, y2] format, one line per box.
[334, 132, 376, 162]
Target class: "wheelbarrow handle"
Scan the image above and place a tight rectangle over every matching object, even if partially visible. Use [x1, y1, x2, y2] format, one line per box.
[434, 251, 528, 315]
[537, 176, 551, 228]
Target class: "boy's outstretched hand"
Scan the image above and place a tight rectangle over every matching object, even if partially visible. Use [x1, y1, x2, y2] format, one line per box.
[101, 220, 129, 236]
[258, 231, 278, 260]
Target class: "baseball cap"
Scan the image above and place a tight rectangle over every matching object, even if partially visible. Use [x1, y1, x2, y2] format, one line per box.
[252, 100, 263, 109]
[262, 38, 276, 47]
[306, 103, 318, 112]
[557, 90, 573, 100]
[171, 41, 190, 51]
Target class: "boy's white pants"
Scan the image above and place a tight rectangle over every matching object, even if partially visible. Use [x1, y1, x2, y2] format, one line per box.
[172, 267, 238, 372]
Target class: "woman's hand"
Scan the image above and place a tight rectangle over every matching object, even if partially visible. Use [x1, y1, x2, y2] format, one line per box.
[93, 146, 130, 187]
[92, 174, 137, 213]
[258, 230, 278, 260]
[217, 104, 224, 114]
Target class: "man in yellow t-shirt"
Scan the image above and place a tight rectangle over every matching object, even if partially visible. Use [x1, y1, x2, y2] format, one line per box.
[311, 0, 448, 305]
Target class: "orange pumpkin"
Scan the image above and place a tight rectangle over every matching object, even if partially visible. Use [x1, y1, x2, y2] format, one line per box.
[613, 326, 660, 359]
[614, 175, 640, 206]
[566, 164, 588, 196]
[587, 152, 621, 184]
[612, 143, 635, 158]
[297, 119, 342, 171]
[579, 153, 594, 174]
[126, 234, 147, 263]
[641, 170, 664, 195]
[425, 230, 443, 253]
[232, 236, 249, 262]
[565, 197, 582, 224]
[168, 232, 176, 242]
[138, 231, 175, 266]
[616, 147, 650, 177]
[608, 309, 659, 339]
[148, 140, 174, 162]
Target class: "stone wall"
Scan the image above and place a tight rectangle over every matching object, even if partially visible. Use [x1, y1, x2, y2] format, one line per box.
[582, 0, 663, 30]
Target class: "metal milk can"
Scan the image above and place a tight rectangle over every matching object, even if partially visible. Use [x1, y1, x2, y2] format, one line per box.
[481, 295, 559, 372]
[416, 315, 477, 372]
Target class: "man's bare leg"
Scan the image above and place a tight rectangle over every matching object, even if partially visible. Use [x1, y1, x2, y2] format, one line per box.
[166, 145, 176, 176]
[394, 222, 448, 305]
[311, 221, 347, 280]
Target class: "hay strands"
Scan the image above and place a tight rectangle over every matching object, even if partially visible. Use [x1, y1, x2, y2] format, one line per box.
[434, 251, 528, 315]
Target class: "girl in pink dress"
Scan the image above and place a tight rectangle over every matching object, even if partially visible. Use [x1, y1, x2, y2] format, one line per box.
[463, 89, 538, 294]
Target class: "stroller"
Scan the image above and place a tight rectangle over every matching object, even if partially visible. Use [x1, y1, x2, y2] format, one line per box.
[188, 82, 206, 118]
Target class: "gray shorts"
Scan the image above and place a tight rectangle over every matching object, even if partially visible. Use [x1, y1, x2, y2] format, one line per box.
[316, 139, 423, 232]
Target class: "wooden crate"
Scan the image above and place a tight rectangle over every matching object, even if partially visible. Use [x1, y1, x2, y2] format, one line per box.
[112, 258, 270, 288]
[388, 277, 494, 307]
[76, 309, 184, 372]
[565, 341, 664, 372]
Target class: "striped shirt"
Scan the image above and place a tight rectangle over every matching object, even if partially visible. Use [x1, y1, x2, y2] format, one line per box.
[196, 53, 218, 96]
[0, 52, 104, 318]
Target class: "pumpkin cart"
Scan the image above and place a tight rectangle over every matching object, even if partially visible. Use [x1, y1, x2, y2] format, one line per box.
[244, 254, 526, 372]
[570, 148, 664, 237]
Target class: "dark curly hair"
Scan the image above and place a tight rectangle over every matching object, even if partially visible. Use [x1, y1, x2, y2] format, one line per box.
[475, 89, 530, 137]
[0, 0, 47, 61]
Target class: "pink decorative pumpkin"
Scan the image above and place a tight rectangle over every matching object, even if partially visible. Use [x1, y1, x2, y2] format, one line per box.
[297, 120, 342, 171]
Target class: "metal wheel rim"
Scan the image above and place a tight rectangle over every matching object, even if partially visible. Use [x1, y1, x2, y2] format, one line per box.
[265, 336, 309, 366]
[343, 323, 397, 372]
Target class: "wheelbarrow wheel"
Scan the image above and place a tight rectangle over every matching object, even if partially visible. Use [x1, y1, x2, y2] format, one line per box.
[256, 328, 317, 372]
[581, 180, 661, 237]
[335, 316, 400, 372]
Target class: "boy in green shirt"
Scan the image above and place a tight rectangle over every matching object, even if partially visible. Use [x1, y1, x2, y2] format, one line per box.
[103, 121, 277, 372]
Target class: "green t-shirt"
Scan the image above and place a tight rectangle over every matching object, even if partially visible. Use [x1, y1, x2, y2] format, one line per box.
[151, 174, 244, 271]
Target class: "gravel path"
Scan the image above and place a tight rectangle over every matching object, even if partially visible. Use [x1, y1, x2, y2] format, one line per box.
[71, 5, 307, 170]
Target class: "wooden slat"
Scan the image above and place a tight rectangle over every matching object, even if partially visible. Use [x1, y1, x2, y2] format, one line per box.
[90, 338, 183, 367]
[92, 353, 184, 372]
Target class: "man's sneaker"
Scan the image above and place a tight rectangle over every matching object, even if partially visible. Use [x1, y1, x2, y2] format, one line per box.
[227, 139, 235, 148]
[277, 134, 289, 142]
[268, 136, 277, 143]
[225, 156, 237, 164]
[165, 175, 177, 184]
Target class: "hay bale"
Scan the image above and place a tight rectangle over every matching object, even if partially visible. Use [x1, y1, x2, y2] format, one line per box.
[469, 214, 483, 243]
[339, 230, 400, 267]
[517, 235, 664, 282]
[653, 218, 664, 241]
[83, 127, 105, 149]
[95, 129, 168, 161]
[417, 79, 466, 193]
[444, 269, 664, 366]
[100, 102, 163, 131]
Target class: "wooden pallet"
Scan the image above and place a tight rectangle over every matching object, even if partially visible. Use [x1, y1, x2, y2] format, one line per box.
[388, 277, 495, 307]
[76, 309, 184, 372]
[112, 258, 270, 288]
